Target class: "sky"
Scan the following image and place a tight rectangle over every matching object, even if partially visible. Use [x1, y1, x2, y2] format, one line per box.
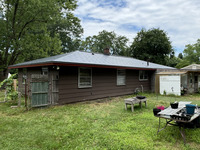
[74, 0, 200, 55]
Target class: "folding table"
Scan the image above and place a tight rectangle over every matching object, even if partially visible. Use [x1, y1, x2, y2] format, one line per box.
[156, 101, 200, 144]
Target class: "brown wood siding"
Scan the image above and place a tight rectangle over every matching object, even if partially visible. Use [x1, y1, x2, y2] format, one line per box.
[18, 66, 154, 105]
[58, 67, 153, 104]
[18, 68, 24, 94]
[18, 67, 42, 95]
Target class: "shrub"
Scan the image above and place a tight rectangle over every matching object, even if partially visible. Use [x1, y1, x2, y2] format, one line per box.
[0, 74, 18, 101]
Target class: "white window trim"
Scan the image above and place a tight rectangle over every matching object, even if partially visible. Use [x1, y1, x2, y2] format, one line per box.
[117, 69, 126, 86]
[139, 70, 148, 81]
[78, 67, 92, 88]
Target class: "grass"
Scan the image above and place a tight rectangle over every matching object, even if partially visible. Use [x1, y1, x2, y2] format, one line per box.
[0, 91, 200, 150]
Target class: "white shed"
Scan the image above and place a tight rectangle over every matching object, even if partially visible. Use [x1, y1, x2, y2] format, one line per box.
[155, 72, 186, 96]
[160, 75, 181, 95]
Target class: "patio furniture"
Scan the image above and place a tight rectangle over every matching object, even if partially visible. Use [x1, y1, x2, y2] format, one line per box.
[124, 97, 147, 112]
[155, 101, 200, 144]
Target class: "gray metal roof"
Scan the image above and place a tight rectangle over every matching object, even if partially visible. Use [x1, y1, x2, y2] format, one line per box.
[9, 50, 174, 70]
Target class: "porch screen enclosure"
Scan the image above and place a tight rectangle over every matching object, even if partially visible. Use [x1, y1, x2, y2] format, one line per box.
[31, 75, 49, 107]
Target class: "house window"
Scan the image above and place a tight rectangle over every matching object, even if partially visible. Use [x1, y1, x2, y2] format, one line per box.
[78, 67, 92, 88]
[42, 67, 48, 75]
[22, 68, 27, 84]
[117, 69, 126, 85]
[22, 75, 27, 84]
[139, 70, 148, 81]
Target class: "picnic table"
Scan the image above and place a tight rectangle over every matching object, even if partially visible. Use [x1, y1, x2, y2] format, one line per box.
[124, 97, 147, 112]
[156, 101, 200, 144]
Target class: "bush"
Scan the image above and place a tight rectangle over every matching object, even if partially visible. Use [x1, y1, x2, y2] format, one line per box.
[0, 74, 18, 101]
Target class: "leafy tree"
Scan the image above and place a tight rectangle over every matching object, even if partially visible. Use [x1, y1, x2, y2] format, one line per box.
[165, 56, 180, 67]
[80, 30, 130, 56]
[175, 39, 200, 68]
[178, 53, 183, 59]
[130, 28, 173, 65]
[0, 0, 82, 80]
[175, 59, 190, 69]
[183, 39, 200, 63]
[48, 13, 83, 53]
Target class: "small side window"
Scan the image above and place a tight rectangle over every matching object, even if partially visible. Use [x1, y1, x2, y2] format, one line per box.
[78, 67, 92, 88]
[139, 70, 148, 81]
[42, 67, 48, 75]
[22, 75, 26, 84]
[117, 69, 126, 85]
[22, 68, 27, 84]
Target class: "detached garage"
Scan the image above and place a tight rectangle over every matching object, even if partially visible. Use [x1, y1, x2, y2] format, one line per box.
[155, 72, 186, 96]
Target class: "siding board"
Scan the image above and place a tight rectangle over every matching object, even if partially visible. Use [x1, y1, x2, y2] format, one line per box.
[59, 87, 130, 96]
[58, 67, 153, 104]
[59, 91, 133, 104]
[17, 65, 154, 105]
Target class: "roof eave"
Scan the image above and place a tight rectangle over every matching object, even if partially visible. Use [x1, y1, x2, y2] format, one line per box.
[8, 62, 157, 70]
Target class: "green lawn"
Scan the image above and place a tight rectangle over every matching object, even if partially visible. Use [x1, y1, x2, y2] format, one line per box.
[0, 91, 200, 150]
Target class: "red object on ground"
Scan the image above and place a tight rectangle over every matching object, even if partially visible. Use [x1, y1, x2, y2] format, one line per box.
[157, 106, 165, 110]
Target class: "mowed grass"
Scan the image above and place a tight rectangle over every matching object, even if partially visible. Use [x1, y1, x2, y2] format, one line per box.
[0, 91, 200, 150]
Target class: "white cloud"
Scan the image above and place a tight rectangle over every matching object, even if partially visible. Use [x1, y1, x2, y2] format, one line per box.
[75, 0, 200, 54]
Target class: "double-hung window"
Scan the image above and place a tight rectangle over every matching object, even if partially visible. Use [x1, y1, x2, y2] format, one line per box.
[117, 69, 126, 85]
[139, 70, 148, 81]
[78, 67, 92, 88]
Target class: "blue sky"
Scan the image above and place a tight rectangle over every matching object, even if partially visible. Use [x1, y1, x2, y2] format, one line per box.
[74, 0, 200, 55]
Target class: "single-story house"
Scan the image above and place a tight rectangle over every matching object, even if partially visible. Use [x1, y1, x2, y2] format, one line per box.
[8, 49, 174, 107]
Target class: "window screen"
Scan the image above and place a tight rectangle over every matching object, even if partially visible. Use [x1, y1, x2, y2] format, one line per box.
[139, 70, 148, 81]
[117, 69, 126, 85]
[78, 68, 92, 88]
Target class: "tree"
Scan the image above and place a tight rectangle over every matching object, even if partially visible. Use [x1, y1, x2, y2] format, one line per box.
[165, 56, 180, 67]
[0, 0, 82, 80]
[175, 59, 190, 69]
[164, 51, 181, 67]
[130, 28, 173, 65]
[183, 39, 200, 63]
[80, 30, 130, 56]
[175, 39, 200, 68]
[178, 53, 183, 59]
[48, 13, 83, 53]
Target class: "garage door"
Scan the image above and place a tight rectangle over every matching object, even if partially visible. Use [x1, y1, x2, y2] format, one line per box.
[160, 75, 181, 96]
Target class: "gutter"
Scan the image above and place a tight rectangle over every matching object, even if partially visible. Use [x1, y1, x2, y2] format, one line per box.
[8, 62, 157, 71]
